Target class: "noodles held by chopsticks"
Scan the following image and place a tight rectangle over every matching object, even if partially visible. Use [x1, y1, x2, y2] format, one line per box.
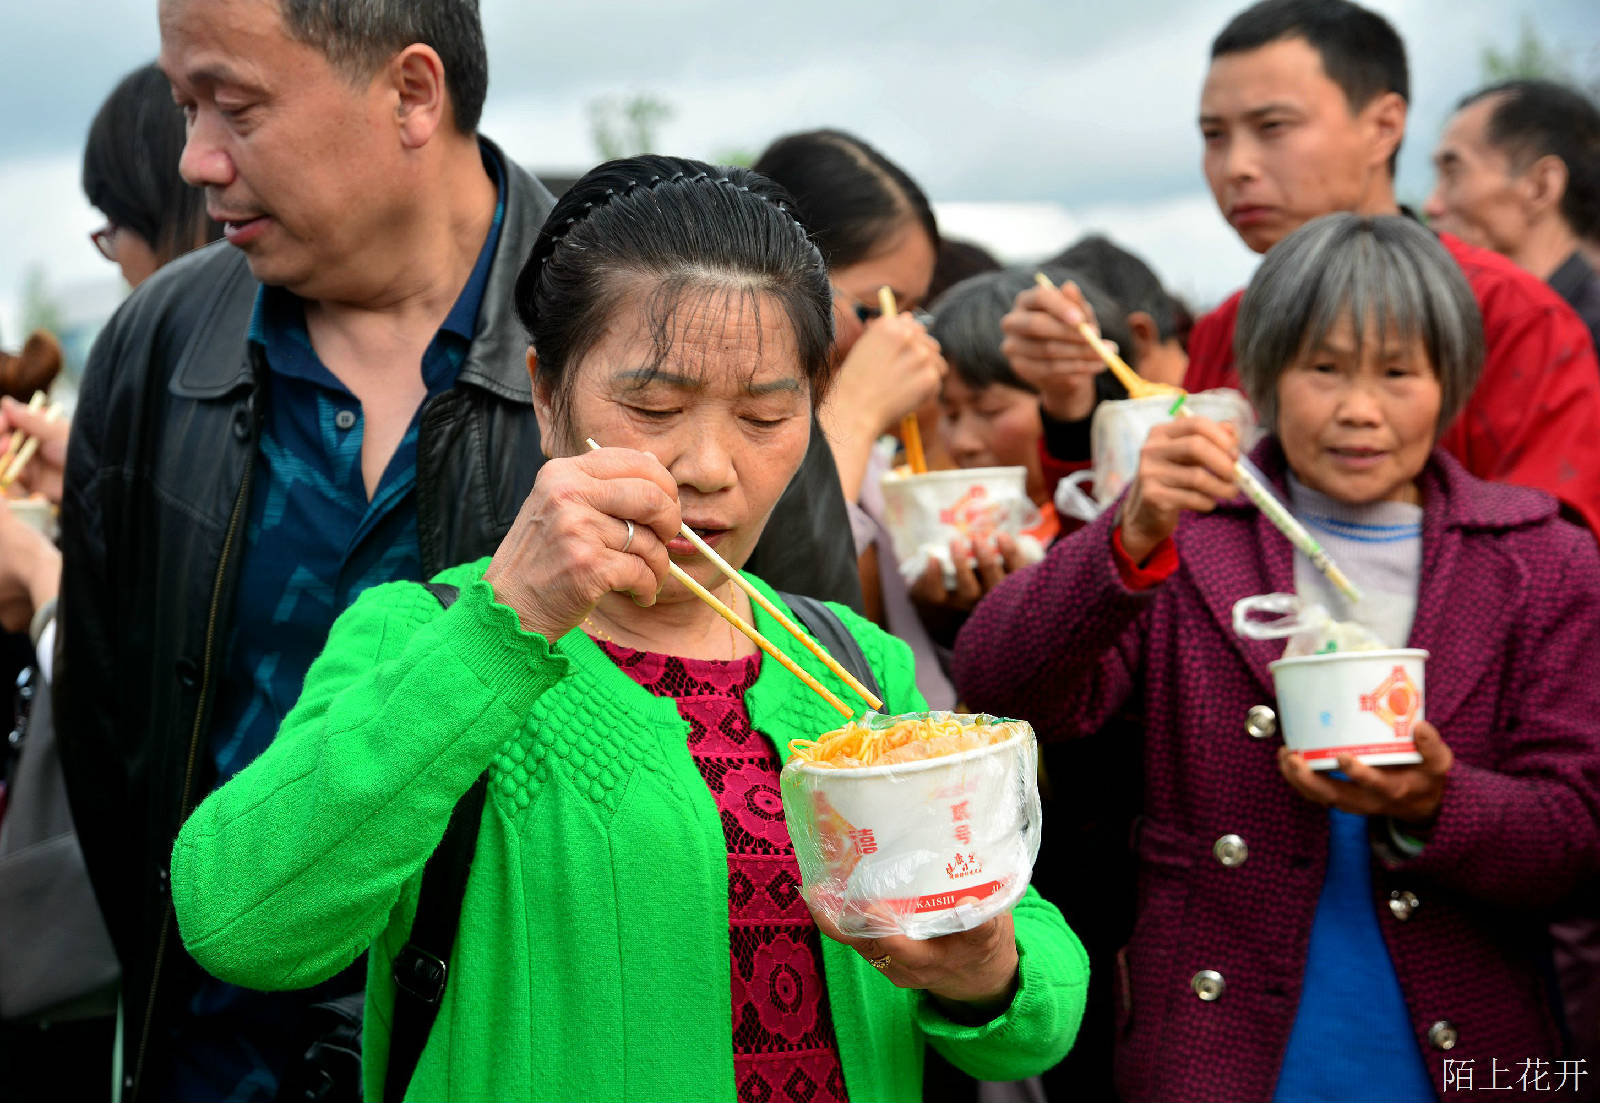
[789, 713, 1024, 769]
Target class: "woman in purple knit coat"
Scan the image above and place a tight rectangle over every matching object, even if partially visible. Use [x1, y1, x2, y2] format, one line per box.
[954, 214, 1600, 1103]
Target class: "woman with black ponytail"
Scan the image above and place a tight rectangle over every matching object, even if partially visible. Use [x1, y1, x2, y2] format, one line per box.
[168, 156, 1088, 1102]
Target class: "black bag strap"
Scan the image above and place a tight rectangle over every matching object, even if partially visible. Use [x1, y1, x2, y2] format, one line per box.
[778, 592, 882, 704]
[385, 582, 488, 1103]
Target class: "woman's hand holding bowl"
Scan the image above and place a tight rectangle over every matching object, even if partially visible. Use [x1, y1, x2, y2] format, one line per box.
[811, 903, 1020, 1017]
[1119, 418, 1239, 565]
[483, 447, 682, 643]
[1278, 719, 1454, 831]
[909, 533, 1027, 613]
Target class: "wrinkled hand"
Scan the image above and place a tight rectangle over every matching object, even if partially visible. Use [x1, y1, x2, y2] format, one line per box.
[0, 500, 60, 634]
[826, 313, 944, 438]
[1279, 720, 1453, 828]
[1119, 418, 1238, 564]
[810, 900, 1019, 1012]
[999, 280, 1108, 422]
[909, 533, 1027, 612]
[0, 397, 69, 505]
[482, 447, 681, 642]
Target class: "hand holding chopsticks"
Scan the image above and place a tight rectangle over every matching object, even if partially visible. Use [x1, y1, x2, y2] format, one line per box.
[0, 391, 66, 496]
[585, 438, 882, 717]
[877, 286, 929, 474]
[1033, 272, 1181, 400]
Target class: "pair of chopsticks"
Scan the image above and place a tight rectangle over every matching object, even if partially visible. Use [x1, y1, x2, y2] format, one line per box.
[1033, 272, 1182, 401]
[878, 286, 928, 473]
[1169, 394, 1364, 605]
[0, 391, 64, 493]
[583, 438, 883, 719]
[1033, 272, 1365, 607]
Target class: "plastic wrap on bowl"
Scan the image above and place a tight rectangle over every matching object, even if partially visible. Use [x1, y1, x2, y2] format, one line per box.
[879, 466, 1045, 586]
[780, 712, 1041, 940]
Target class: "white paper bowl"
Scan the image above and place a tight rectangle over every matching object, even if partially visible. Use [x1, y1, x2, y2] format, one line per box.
[781, 723, 1041, 939]
[1269, 649, 1428, 770]
[879, 466, 1042, 584]
[1057, 390, 1258, 522]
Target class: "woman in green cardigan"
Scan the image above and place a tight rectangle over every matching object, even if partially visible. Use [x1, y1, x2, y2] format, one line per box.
[170, 155, 1088, 1102]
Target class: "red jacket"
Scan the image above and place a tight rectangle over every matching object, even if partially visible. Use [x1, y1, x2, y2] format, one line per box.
[1186, 233, 1600, 536]
[954, 441, 1600, 1102]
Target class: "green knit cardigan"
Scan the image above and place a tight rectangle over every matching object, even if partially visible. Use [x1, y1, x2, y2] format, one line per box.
[171, 561, 1088, 1102]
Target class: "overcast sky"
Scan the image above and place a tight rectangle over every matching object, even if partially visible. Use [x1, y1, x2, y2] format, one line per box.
[1, 0, 1595, 341]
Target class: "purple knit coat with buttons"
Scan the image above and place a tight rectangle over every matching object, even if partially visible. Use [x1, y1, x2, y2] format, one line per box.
[953, 440, 1600, 1103]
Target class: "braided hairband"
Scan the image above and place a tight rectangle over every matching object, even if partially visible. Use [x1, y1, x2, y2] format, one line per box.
[526, 169, 817, 289]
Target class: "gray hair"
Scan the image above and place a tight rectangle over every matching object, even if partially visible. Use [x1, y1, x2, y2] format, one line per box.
[1235, 213, 1484, 433]
[278, 0, 488, 133]
[930, 265, 1133, 392]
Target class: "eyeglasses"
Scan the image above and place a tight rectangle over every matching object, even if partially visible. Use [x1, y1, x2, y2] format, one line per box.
[845, 299, 933, 327]
[90, 224, 119, 263]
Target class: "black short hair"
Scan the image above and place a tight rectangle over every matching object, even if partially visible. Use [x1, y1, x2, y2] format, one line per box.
[1212, 0, 1408, 174]
[514, 156, 835, 429]
[278, 0, 488, 134]
[1047, 234, 1192, 346]
[81, 62, 222, 264]
[1459, 79, 1600, 241]
[930, 266, 1134, 393]
[751, 129, 939, 271]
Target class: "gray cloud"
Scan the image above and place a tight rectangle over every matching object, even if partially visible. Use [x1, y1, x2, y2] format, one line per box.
[2, 0, 1595, 328]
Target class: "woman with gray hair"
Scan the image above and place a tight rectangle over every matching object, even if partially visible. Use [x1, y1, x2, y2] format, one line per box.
[954, 213, 1600, 1101]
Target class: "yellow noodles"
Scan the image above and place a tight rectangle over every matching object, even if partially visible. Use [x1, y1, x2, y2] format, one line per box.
[789, 714, 1022, 769]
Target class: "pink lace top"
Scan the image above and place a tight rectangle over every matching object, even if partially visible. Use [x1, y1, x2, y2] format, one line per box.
[599, 639, 849, 1103]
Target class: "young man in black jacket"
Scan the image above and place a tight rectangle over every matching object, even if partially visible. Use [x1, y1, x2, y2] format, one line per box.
[54, 3, 857, 1099]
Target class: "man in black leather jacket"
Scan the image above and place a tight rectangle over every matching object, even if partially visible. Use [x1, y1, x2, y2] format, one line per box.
[54, 4, 857, 1099]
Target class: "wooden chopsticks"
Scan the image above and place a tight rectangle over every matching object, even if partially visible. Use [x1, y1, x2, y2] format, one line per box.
[584, 439, 883, 718]
[0, 391, 63, 492]
[879, 286, 929, 473]
[1034, 272, 1182, 400]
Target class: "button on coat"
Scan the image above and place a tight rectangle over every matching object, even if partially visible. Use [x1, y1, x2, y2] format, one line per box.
[1388, 890, 1420, 921]
[1213, 834, 1249, 867]
[1245, 705, 1277, 740]
[1191, 970, 1225, 1001]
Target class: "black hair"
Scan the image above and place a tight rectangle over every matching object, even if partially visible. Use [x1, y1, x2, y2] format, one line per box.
[1458, 79, 1600, 241]
[513, 155, 835, 428]
[927, 238, 1003, 302]
[751, 129, 939, 271]
[930, 266, 1135, 393]
[1212, 0, 1409, 175]
[1048, 234, 1193, 347]
[81, 63, 222, 264]
[278, 0, 488, 134]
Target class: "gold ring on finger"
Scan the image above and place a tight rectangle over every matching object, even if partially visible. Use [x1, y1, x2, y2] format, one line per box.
[868, 954, 892, 971]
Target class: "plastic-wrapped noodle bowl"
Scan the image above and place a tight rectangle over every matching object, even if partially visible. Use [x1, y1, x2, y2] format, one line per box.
[781, 712, 1041, 940]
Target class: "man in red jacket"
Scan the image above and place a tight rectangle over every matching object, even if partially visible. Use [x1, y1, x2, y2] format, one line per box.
[1003, 0, 1600, 535]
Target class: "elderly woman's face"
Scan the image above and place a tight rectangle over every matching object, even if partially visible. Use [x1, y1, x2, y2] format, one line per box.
[544, 285, 812, 594]
[1275, 312, 1441, 506]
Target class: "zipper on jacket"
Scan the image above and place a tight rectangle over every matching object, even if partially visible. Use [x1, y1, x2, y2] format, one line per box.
[129, 429, 255, 1101]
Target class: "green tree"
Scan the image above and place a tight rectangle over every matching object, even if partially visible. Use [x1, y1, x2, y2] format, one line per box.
[588, 93, 674, 161]
[710, 147, 756, 169]
[1480, 17, 1575, 83]
[19, 266, 64, 337]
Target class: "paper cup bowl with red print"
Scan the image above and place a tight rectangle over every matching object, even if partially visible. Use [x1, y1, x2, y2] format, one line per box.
[879, 466, 1046, 586]
[780, 713, 1041, 940]
[1268, 649, 1429, 770]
